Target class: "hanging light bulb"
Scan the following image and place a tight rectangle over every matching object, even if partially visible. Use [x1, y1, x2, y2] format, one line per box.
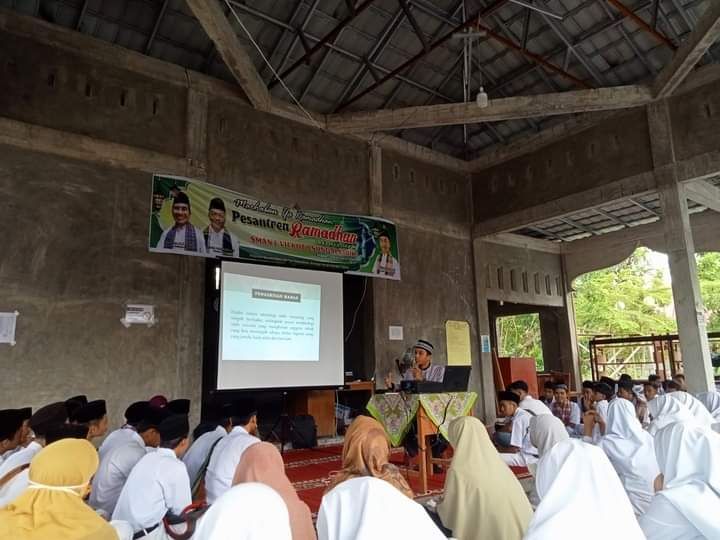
[476, 86, 488, 108]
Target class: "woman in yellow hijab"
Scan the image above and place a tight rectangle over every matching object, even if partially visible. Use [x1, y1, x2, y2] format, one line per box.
[0, 438, 117, 540]
[437, 416, 533, 540]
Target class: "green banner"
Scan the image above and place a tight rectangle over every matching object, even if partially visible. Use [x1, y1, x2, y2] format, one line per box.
[148, 174, 401, 280]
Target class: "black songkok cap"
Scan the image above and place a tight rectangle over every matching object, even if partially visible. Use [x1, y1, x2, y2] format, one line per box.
[125, 401, 150, 425]
[70, 400, 107, 423]
[582, 380, 595, 389]
[228, 399, 257, 421]
[16, 407, 32, 422]
[45, 423, 89, 445]
[208, 197, 226, 212]
[498, 391, 521, 405]
[0, 409, 25, 440]
[65, 395, 88, 417]
[168, 399, 191, 415]
[138, 405, 170, 433]
[158, 414, 189, 441]
[30, 402, 69, 437]
[173, 191, 191, 208]
[593, 382, 614, 400]
[617, 380, 635, 392]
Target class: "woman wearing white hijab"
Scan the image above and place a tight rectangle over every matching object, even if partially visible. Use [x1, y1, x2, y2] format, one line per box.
[599, 398, 660, 516]
[317, 477, 446, 540]
[527, 415, 570, 508]
[647, 394, 696, 435]
[524, 439, 644, 540]
[669, 392, 716, 430]
[193, 483, 292, 540]
[697, 391, 720, 432]
[639, 423, 720, 540]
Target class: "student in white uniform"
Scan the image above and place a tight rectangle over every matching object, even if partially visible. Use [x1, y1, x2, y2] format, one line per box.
[647, 394, 696, 435]
[90, 406, 167, 518]
[508, 380, 552, 416]
[496, 391, 538, 467]
[204, 400, 261, 504]
[584, 382, 613, 443]
[697, 391, 720, 431]
[639, 422, 720, 540]
[99, 400, 150, 460]
[183, 416, 230, 493]
[525, 439, 645, 540]
[156, 192, 207, 255]
[0, 403, 74, 507]
[203, 198, 241, 258]
[0, 409, 26, 466]
[69, 399, 109, 442]
[599, 397, 660, 516]
[668, 391, 716, 430]
[113, 414, 192, 540]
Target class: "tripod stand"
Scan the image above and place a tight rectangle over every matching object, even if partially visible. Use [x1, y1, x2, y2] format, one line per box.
[265, 391, 312, 455]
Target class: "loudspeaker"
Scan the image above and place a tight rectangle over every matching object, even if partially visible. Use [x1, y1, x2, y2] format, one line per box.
[291, 414, 318, 449]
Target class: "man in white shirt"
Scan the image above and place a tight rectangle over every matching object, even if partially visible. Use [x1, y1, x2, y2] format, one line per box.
[99, 401, 150, 460]
[113, 414, 192, 539]
[496, 391, 539, 467]
[69, 399, 109, 442]
[90, 406, 167, 518]
[203, 198, 240, 258]
[508, 380, 552, 416]
[584, 382, 613, 443]
[156, 192, 207, 255]
[204, 401, 261, 504]
[183, 418, 231, 492]
[0, 402, 70, 507]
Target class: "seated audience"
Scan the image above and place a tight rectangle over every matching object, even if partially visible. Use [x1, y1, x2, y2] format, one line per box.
[318, 477, 446, 540]
[697, 391, 720, 430]
[550, 384, 581, 436]
[539, 381, 555, 406]
[639, 423, 720, 539]
[90, 405, 167, 518]
[204, 400, 261, 504]
[0, 409, 27, 464]
[0, 438, 118, 539]
[508, 380, 551, 416]
[672, 373, 687, 391]
[325, 415, 412, 498]
[664, 379, 682, 393]
[0, 402, 68, 507]
[647, 395, 695, 435]
[234, 442, 316, 540]
[580, 380, 595, 414]
[617, 379, 649, 428]
[112, 415, 192, 538]
[599, 398, 659, 516]
[584, 382, 613, 443]
[669, 391, 716, 430]
[528, 414, 569, 506]
[437, 417, 532, 540]
[98, 400, 150, 460]
[183, 412, 230, 495]
[643, 380, 662, 402]
[524, 439, 644, 540]
[495, 391, 538, 467]
[194, 483, 292, 540]
[69, 399, 109, 441]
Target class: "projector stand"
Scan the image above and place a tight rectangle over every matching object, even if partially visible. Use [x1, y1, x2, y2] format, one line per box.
[266, 391, 308, 456]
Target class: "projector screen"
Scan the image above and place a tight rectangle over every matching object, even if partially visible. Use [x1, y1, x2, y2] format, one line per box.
[217, 261, 344, 390]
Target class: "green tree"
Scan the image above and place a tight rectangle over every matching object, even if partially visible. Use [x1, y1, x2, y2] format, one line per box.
[697, 252, 720, 332]
[496, 314, 544, 370]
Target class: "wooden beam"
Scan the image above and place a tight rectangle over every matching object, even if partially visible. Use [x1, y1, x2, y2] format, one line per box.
[186, 0, 271, 111]
[685, 179, 720, 213]
[653, 2, 720, 98]
[327, 86, 653, 133]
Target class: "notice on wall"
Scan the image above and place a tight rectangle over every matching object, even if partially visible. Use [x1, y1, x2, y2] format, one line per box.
[446, 320, 471, 366]
[0, 312, 18, 346]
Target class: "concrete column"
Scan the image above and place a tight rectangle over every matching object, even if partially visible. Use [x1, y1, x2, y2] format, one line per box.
[649, 101, 714, 392]
[539, 310, 562, 371]
[185, 81, 208, 178]
[471, 239, 498, 423]
[558, 257, 581, 390]
[368, 143, 385, 388]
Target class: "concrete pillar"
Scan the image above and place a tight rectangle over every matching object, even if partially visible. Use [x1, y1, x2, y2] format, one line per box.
[539, 310, 562, 372]
[368, 144, 385, 388]
[472, 239, 498, 423]
[649, 101, 714, 392]
[558, 257, 581, 390]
